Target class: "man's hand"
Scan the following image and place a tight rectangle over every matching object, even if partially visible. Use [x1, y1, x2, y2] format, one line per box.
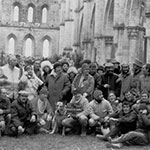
[83, 93, 88, 98]
[142, 109, 147, 115]
[47, 114, 52, 121]
[30, 115, 36, 122]
[18, 126, 25, 134]
[0, 109, 4, 115]
[104, 84, 110, 88]
[109, 118, 118, 122]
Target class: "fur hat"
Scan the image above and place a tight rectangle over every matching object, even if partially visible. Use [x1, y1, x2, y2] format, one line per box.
[18, 90, 29, 95]
[133, 58, 143, 67]
[93, 90, 103, 99]
[53, 62, 62, 70]
[67, 66, 78, 74]
[104, 62, 114, 68]
[41, 60, 53, 70]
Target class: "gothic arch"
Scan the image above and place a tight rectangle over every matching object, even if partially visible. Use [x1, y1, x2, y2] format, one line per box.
[90, 3, 95, 41]
[12, 2, 22, 22]
[27, 3, 36, 22]
[7, 33, 17, 54]
[79, 13, 84, 50]
[41, 4, 49, 23]
[42, 35, 52, 57]
[23, 34, 35, 57]
[104, 0, 114, 35]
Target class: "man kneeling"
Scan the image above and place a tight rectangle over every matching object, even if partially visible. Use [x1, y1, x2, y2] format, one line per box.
[8, 91, 39, 136]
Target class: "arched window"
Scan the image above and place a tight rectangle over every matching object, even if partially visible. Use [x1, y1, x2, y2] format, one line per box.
[28, 6, 34, 22]
[42, 7, 48, 23]
[25, 38, 33, 56]
[13, 6, 19, 21]
[43, 39, 49, 57]
[8, 37, 15, 54]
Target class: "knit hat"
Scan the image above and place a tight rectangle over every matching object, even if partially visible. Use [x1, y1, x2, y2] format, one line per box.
[67, 66, 78, 74]
[93, 90, 103, 99]
[133, 58, 143, 67]
[41, 60, 53, 71]
[138, 104, 148, 111]
[39, 86, 48, 95]
[81, 63, 90, 71]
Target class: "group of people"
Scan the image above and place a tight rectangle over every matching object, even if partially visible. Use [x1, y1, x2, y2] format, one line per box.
[0, 54, 150, 149]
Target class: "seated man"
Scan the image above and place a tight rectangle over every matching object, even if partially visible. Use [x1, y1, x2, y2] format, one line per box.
[8, 91, 39, 136]
[62, 89, 89, 136]
[106, 104, 150, 149]
[97, 101, 137, 140]
[0, 88, 11, 135]
[88, 90, 113, 134]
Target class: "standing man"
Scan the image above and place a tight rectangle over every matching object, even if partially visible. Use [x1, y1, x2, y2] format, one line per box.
[118, 64, 133, 100]
[45, 62, 70, 113]
[33, 59, 42, 81]
[0, 55, 20, 100]
[100, 63, 121, 99]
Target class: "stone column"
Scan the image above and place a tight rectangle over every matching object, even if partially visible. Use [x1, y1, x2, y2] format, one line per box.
[0, 0, 2, 20]
[127, 26, 145, 64]
[105, 36, 113, 61]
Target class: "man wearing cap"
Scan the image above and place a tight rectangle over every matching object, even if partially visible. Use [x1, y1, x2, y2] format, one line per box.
[45, 62, 70, 113]
[72, 63, 94, 101]
[99, 63, 121, 99]
[8, 91, 39, 136]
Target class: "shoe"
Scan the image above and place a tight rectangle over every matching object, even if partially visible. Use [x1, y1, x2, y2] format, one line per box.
[106, 143, 122, 149]
[96, 134, 107, 140]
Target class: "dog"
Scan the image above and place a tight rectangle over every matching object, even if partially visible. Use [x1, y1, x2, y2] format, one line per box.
[49, 102, 67, 135]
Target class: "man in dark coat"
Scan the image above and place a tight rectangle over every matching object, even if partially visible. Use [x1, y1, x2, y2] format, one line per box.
[45, 62, 71, 113]
[8, 91, 39, 136]
[100, 63, 121, 99]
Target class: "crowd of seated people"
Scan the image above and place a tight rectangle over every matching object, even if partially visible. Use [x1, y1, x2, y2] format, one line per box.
[0, 54, 150, 149]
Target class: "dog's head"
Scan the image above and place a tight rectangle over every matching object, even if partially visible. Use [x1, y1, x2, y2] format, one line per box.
[56, 102, 64, 113]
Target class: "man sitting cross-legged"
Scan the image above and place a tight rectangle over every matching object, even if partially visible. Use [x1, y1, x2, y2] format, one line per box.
[8, 91, 40, 136]
[62, 89, 89, 136]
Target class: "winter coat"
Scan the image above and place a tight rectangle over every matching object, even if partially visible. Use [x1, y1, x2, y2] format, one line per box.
[139, 75, 150, 93]
[111, 110, 137, 134]
[118, 73, 133, 100]
[10, 99, 37, 127]
[0, 95, 11, 121]
[100, 73, 121, 99]
[45, 72, 70, 113]
[72, 73, 94, 101]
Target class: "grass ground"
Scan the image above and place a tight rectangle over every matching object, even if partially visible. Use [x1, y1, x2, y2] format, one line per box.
[0, 133, 149, 150]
